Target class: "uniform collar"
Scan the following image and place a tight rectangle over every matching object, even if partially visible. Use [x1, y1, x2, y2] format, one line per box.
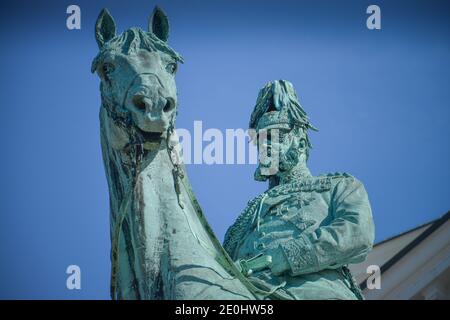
[279, 166, 312, 185]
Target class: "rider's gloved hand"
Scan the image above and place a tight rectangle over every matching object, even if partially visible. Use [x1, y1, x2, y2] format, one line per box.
[265, 246, 290, 276]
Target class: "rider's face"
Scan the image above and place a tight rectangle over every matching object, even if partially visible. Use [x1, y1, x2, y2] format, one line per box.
[256, 126, 292, 176]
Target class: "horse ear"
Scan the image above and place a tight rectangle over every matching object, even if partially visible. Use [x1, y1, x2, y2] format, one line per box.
[148, 6, 170, 42]
[95, 9, 116, 48]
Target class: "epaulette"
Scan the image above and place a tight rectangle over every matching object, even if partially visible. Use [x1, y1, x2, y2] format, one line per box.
[323, 172, 354, 179]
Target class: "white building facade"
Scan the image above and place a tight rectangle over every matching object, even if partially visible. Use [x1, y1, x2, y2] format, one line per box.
[349, 211, 450, 300]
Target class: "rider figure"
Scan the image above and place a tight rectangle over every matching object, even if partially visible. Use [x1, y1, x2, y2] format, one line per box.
[224, 80, 375, 300]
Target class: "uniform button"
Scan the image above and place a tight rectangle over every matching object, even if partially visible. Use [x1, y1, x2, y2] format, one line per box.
[257, 243, 266, 250]
[260, 231, 266, 237]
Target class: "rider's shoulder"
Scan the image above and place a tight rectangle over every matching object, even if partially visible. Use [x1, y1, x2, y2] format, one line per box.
[316, 172, 362, 188]
[316, 171, 356, 180]
[317, 172, 368, 196]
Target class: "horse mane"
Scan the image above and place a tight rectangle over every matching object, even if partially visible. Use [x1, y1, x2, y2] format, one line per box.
[91, 27, 184, 74]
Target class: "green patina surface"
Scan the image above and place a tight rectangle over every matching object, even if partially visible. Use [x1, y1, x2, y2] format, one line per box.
[93, 7, 374, 300]
[224, 80, 375, 299]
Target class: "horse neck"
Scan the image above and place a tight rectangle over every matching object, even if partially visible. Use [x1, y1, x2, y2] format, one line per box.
[103, 137, 175, 209]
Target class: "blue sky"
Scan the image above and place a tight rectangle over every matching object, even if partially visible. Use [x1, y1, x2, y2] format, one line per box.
[0, 0, 449, 299]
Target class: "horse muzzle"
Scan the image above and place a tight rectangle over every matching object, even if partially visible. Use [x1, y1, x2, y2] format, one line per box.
[126, 75, 176, 134]
[131, 93, 175, 133]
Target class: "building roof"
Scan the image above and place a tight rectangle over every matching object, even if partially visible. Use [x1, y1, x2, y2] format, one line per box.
[355, 211, 450, 290]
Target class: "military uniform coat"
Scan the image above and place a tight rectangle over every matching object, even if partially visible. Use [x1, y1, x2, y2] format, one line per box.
[223, 173, 375, 300]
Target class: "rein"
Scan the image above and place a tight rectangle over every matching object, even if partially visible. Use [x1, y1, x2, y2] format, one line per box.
[104, 94, 144, 300]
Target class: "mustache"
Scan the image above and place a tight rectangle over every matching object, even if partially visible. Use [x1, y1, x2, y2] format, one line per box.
[257, 147, 300, 175]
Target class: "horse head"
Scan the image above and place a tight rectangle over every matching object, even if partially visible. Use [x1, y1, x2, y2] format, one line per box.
[93, 8, 259, 300]
[92, 7, 183, 144]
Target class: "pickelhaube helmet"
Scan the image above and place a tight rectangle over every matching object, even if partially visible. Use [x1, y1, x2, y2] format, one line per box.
[249, 79, 317, 144]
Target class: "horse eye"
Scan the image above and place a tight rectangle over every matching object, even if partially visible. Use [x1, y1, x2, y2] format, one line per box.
[166, 63, 177, 75]
[102, 63, 115, 75]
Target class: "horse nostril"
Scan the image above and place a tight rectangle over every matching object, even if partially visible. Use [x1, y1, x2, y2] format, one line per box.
[132, 95, 146, 111]
[163, 99, 175, 113]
